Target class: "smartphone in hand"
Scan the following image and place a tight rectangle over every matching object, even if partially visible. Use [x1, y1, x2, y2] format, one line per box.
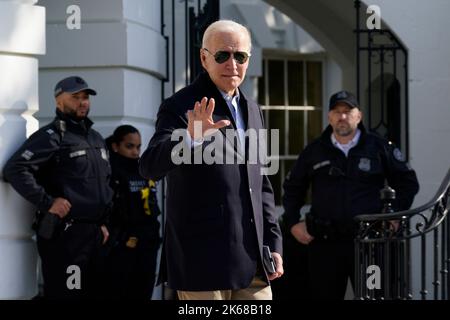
[262, 245, 276, 274]
[37, 211, 62, 240]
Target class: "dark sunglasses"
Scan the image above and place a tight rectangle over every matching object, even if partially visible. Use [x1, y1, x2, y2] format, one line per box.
[203, 48, 251, 64]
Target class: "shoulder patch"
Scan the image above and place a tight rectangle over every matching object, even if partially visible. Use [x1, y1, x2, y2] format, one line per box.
[46, 128, 55, 135]
[21, 150, 34, 160]
[393, 148, 405, 161]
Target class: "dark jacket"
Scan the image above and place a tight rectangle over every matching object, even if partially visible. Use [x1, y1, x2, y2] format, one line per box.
[139, 72, 282, 291]
[283, 123, 419, 232]
[3, 109, 113, 222]
[109, 152, 160, 238]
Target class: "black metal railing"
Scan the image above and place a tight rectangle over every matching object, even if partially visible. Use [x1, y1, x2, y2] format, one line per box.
[354, 0, 409, 159]
[354, 168, 450, 299]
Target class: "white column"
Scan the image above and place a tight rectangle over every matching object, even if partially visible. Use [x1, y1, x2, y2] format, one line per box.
[0, 0, 45, 299]
[38, 0, 165, 147]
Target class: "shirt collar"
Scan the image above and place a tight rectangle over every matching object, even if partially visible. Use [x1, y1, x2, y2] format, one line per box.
[219, 89, 240, 104]
[331, 128, 361, 148]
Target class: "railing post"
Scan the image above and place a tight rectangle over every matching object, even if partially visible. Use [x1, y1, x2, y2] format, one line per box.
[354, 221, 366, 300]
[380, 186, 396, 214]
[380, 186, 395, 299]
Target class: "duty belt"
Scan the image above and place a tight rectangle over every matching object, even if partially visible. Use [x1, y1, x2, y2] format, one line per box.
[305, 214, 357, 241]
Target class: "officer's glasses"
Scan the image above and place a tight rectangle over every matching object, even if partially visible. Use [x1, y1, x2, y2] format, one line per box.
[203, 48, 251, 65]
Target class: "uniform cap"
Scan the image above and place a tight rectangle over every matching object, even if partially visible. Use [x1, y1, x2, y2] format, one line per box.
[54, 76, 97, 97]
[329, 90, 359, 110]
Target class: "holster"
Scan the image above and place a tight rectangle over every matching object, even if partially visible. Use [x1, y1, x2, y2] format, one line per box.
[306, 214, 356, 241]
[34, 211, 63, 240]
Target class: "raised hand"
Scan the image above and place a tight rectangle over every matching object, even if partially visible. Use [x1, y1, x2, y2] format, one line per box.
[187, 97, 231, 140]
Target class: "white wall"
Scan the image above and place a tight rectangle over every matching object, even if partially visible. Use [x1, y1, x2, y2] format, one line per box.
[38, 0, 165, 147]
[0, 0, 45, 299]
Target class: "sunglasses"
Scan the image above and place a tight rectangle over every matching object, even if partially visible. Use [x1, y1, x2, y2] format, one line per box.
[203, 48, 251, 64]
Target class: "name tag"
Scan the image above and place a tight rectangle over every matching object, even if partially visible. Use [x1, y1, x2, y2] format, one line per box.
[69, 150, 87, 158]
[313, 160, 331, 170]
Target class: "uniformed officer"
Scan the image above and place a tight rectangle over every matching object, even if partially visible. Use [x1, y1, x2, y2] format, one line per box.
[282, 90, 419, 299]
[103, 125, 161, 299]
[2, 76, 113, 299]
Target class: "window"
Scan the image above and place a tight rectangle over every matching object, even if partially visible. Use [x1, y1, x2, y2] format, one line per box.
[258, 58, 323, 205]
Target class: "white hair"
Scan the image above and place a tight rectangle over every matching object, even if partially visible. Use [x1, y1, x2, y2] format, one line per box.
[202, 20, 252, 52]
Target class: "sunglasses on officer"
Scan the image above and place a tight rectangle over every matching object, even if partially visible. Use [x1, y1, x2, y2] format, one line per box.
[203, 48, 251, 65]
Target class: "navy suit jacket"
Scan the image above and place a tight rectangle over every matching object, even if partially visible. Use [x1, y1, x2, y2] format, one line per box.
[140, 72, 282, 291]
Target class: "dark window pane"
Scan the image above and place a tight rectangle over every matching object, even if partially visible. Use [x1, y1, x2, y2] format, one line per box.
[279, 159, 297, 206]
[305, 187, 313, 205]
[268, 166, 282, 206]
[306, 61, 322, 107]
[268, 60, 285, 105]
[288, 61, 304, 106]
[307, 109, 323, 143]
[288, 111, 305, 155]
[262, 110, 270, 150]
[267, 110, 285, 154]
[285, 159, 297, 174]
[258, 60, 265, 105]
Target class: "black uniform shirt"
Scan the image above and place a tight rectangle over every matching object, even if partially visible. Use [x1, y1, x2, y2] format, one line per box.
[109, 152, 160, 232]
[3, 109, 113, 222]
[283, 123, 419, 231]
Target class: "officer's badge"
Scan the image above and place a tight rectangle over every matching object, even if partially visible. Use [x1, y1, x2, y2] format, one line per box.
[358, 158, 371, 172]
[393, 148, 405, 162]
[126, 237, 138, 248]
